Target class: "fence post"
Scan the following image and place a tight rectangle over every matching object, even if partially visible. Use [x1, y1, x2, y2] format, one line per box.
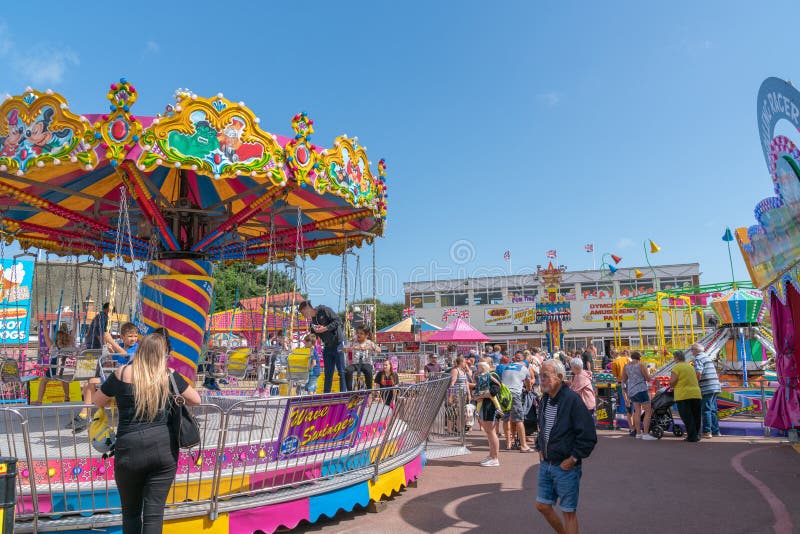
[0, 456, 16, 534]
[760, 379, 769, 438]
[207, 405, 229, 521]
[372, 386, 404, 482]
[458, 388, 466, 449]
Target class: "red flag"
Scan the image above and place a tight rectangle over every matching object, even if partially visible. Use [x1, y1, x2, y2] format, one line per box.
[584, 244, 593, 253]
[503, 250, 510, 261]
[546, 249, 557, 258]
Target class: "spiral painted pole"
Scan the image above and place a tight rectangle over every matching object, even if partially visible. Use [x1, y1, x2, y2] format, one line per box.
[139, 259, 214, 381]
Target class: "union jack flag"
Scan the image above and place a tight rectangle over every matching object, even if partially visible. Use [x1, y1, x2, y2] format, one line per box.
[458, 310, 470, 319]
[402, 306, 416, 318]
[546, 249, 557, 258]
[584, 243, 593, 253]
[503, 250, 510, 261]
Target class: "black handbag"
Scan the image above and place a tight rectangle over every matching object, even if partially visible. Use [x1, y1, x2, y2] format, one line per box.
[168, 372, 201, 450]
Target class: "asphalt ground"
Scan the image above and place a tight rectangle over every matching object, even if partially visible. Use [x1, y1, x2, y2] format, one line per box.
[286, 429, 800, 534]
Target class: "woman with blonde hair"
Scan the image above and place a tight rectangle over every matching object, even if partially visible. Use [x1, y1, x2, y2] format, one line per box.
[94, 332, 200, 533]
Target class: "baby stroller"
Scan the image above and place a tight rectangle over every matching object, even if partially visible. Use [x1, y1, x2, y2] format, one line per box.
[643, 387, 684, 439]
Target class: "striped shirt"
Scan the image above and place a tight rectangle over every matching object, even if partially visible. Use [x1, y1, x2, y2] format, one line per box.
[693, 353, 721, 395]
[542, 396, 559, 450]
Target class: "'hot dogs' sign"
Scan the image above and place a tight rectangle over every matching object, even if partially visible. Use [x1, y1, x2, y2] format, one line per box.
[0, 259, 33, 343]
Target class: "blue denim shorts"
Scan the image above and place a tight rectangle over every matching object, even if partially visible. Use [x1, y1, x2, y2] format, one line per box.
[537, 461, 582, 512]
[630, 390, 650, 404]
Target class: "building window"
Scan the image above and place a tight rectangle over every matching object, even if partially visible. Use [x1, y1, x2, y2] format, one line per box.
[441, 292, 468, 307]
[508, 287, 537, 303]
[581, 282, 614, 300]
[658, 276, 693, 291]
[409, 293, 437, 308]
[618, 279, 655, 298]
[473, 290, 504, 305]
[559, 284, 576, 301]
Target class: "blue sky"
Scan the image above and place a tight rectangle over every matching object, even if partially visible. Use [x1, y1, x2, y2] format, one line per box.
[0, 2, 796, 307]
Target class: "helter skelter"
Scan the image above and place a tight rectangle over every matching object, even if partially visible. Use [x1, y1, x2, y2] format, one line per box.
[0, 78, 387, 380]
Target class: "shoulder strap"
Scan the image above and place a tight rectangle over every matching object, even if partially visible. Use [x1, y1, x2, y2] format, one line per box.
[168, 371, 183, 399]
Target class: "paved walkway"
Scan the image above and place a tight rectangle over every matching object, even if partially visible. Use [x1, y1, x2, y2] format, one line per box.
[288, 429, 800, 534]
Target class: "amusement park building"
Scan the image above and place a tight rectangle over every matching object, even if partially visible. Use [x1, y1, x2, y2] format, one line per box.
[404, 262, 700, 354]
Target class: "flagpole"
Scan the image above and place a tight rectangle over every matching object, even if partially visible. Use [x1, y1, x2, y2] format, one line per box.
[509, 257, 513, 276]
[593, 248, 596, 270]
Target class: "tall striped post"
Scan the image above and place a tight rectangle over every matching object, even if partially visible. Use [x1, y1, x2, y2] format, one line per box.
[139, 259, 214, 381]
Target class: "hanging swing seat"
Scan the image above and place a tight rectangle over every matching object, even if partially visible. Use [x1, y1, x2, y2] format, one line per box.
[203, 347, 252, 381]
[287, 348, 311, 395]
[53, 349, 108, 382]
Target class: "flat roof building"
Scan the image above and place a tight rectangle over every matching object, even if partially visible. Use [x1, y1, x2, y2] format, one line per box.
[404, 262, 700, 355]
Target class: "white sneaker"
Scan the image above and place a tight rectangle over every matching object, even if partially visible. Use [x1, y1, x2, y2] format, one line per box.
[635, 434, 642, 439]
[478, 456, 491, 464]
[641, 434, 658, 440]
[481, 458, 500, 467]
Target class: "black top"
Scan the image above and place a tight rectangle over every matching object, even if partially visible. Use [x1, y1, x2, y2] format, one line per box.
[375, 370, 399, 388]
[85, 312, 108, 350]
[310, 305, 344, 347]
[534, 384, 597, 464]
[100, 367, 189, 438]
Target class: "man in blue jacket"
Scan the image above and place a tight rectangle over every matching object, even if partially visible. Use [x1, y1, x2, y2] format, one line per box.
[535, 359, 597, 534]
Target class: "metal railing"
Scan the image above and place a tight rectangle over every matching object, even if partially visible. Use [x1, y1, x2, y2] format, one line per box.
[2, 376, 450, 532]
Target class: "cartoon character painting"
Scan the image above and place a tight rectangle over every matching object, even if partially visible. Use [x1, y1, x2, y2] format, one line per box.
[217, 117, 263, 163]
[167, 112, 264, 168]
[0, 110, 24, 158]
[26, 107, 73, 155]
[0, 107, 74, 168]
[167, 111, 221, 158]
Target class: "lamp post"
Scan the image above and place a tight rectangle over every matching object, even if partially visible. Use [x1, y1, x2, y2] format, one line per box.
[722, 227, 737, 290]
[643, 240, 660, 287]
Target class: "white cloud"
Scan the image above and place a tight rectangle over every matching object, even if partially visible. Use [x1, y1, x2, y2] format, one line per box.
[0, 20, 79, 86]
[0, 22, 12, 56]
[616, 237, 634, 249]
[145, 40, 160, 54]
[13, 46, 79, 85]
[537, 91, 561, 107]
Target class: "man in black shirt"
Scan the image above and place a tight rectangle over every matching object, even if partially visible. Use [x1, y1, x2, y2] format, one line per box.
[299, 300, 346, 393]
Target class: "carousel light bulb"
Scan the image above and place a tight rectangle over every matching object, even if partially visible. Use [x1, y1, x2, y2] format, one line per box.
[217, 92, 224, 99]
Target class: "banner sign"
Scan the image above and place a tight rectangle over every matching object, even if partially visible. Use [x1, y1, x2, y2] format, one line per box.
[0, 259, 33, 343]
[276, 392, 368, 459]
[484, 307, 512, 325]
[513, 307, 538, 325]
[580, 302, 638, 323]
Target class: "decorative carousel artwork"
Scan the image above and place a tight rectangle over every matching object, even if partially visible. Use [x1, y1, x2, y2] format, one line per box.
[138, 91, 287, 182]
[0, 90, 95, 174]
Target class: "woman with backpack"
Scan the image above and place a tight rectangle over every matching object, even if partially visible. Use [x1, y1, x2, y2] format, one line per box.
[473, 361, 504, 467]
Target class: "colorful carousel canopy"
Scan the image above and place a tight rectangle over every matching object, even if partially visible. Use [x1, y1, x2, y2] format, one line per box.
[709, 289, 763, 325]
[427, 318, 489, 343]
[376, 316, 440, 343]
[0, 79, 387, 262]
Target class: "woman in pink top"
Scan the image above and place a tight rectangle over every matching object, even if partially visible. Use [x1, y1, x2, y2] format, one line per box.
[569, 357, 596, 413]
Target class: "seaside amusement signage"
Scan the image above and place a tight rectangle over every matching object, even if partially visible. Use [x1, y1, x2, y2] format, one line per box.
[276, 392, 369, 459]
[580, 301, 638, 323]
[0, 259, 33, 343]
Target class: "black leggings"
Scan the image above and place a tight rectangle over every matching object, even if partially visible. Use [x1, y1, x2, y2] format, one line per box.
[676, 398, 702, 442]
[114, 425, 178, 533]
[345, 363, 374, 390]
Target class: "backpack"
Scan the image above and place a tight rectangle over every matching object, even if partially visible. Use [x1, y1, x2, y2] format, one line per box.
[491, 373, 513, 412]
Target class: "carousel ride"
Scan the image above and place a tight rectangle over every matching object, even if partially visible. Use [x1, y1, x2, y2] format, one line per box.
[0, 80, 449, 533]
